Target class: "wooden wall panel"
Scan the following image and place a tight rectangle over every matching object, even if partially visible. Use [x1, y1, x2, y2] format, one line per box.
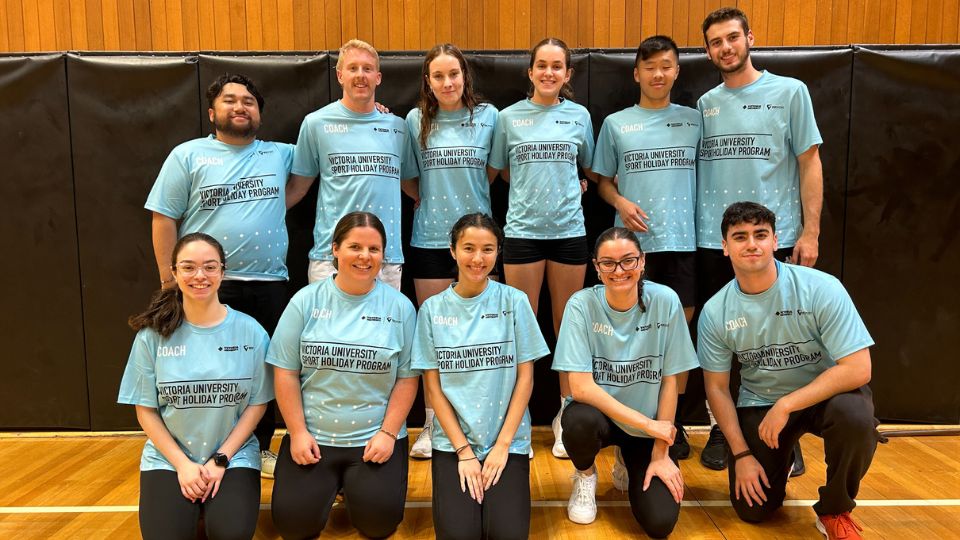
[1, 0, 958, 53]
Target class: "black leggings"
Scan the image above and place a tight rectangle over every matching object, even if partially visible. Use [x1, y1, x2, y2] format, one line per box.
[730, 385, 879, 522]
[139, 467, 260, 540]
[562, 401, 680, 539]
[271, 434, 409, 539]
[431, 450, 530, 540]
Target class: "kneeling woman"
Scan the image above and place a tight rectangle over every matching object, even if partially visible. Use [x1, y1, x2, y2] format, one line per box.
[413, 213, 549, 539]
[553, 227, 699, 538]
[119, 232, 272, 540]
[268, 212, 418, 539]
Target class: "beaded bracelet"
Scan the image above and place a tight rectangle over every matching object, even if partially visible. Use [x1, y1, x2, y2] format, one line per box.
[379, 428, 398, 440]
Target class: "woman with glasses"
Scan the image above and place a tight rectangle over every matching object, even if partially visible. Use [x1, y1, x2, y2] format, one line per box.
[267, 211, 418, 540]
[551, 227, 699, 538]
[119, 232, 272, 540]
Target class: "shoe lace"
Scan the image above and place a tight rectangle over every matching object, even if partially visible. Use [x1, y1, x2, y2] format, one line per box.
[415, 426, 431, 442]
[261, 450, 277, 459]
[707, 426, 727, 446]
[826, 513, 863, 538]
[572, 474, 595, 506]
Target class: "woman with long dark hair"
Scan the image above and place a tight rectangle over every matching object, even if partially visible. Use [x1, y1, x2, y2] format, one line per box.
[405, 43, 499, 459]
[119, 232, 271, 540]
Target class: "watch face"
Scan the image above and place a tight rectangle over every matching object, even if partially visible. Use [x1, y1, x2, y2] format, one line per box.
[214, 453, 228, 467]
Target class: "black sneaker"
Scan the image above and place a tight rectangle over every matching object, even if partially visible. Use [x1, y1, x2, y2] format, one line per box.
[789, 442, 806, 477]
[669, 424, 690, 460]
[700, 425, 728, 470]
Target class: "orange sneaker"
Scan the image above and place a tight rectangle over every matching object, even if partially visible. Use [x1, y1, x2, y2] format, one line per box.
[816, 512, 864, 539]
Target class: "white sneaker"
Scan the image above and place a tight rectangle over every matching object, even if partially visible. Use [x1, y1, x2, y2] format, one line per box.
[260, 450, 277, 479]
[567, 470, 598, 524]
[529, 446, 534, 459]
[552, 408, 569, 459]
[612, 446, 628, 491]
[409, 423, 433, 459]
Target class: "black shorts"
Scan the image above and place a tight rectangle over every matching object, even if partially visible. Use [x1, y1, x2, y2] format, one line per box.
[643, 251, 696, 308]
[405, 246, 457, 280]
[502, 236, 589, 265]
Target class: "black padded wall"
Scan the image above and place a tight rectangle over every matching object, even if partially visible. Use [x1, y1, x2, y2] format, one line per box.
[68, 54, 201, 430]
[846, 47, 960, 423]
[1, 47, 957, 429]
[749, 48, 853, 279]
[0, 55, 88, 429]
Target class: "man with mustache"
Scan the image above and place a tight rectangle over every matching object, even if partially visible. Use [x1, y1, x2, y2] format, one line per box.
[146, 73, 294, 480]
[286, 39, 418, 290]
[695, 7, 825, 475]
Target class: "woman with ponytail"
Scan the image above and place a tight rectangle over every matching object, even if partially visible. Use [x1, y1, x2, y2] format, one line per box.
[119, 232, 272, 540]
[487, 37, 596, 459]
[551, 227, 698, 537]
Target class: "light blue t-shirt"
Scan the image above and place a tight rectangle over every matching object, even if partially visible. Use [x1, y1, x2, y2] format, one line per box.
[118, 307, 273, 471]
[696, 71, 823, 249]
[489, 99, 595, 239]
[292, 101, 418, 264]
[266, 278, 418, 447]
[552, 283, 698, 438]
[145, 136, 294, 280]
[698, 261, 874, 407]
[406, 104, 498, 248]
[411, 280, 549, 459]
[593, 104, 700, 253]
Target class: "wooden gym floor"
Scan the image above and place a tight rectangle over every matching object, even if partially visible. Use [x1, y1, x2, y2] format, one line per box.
[1, 426, 958, 539]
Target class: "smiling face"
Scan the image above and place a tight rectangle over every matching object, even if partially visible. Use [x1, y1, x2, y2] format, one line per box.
[208, 82, 261, 141]
[594, 238, 645, 296]
[635, 49, 679, 107]
[451, 226, 499, 285]
[173, 240, 224, 303]
[528, 44, 571, 104]
[427, 53, 465, 111]
[337, 47, 382, 109]
[332, 225, 384, 291]
[722, 220, 778, 276]
[705, 18, 754, 75]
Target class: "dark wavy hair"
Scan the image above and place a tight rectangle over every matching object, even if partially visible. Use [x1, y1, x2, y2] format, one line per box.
[701, 7, 751, 45]
[528, 37, 575, 100]
[593, 227, 647, 312]
[417, 44, 484, 150]
[206, 73, 265, 111]
[720, 201, 776, 239]
[128, 232, 227, 338]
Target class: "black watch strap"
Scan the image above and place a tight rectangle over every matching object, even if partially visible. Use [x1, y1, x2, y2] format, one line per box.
[213, 452, 229, 467]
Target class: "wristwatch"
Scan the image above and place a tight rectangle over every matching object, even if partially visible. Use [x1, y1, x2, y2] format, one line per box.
[213, 452, 229, 467]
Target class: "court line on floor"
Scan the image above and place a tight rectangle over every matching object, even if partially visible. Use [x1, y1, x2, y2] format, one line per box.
[3, 499, 960, 514]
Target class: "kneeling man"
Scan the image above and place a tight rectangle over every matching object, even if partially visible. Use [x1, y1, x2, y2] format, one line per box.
[698, 201, 877, 539]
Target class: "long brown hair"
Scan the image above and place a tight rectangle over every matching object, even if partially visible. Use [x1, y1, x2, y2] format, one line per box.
[417, 43, 484, 150]
[128, 233, 227, 338]
[331, 212, 387, 269]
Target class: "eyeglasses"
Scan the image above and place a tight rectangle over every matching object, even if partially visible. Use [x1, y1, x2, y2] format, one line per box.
[595, 257, 641, 273]
[172, 262, 224, 276]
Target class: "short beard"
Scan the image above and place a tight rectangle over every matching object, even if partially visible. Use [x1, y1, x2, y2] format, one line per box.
[214, 116, 259, 139]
